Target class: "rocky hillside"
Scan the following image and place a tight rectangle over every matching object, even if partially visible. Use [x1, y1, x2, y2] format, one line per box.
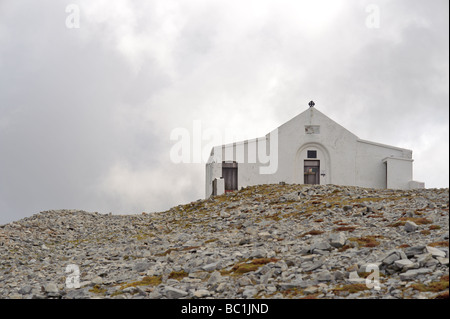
[0, 184, 448, 299]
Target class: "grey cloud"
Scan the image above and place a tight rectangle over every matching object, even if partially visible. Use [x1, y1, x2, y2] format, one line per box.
[0, 1, 165, 223]
[0, 0, 448, 224]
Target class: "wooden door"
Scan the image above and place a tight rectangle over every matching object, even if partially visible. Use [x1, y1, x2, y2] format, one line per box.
[222, 162, 238, 192]
[304, 160, 320, 185]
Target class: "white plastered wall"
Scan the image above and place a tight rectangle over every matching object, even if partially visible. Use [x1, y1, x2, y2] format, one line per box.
[383, 156, 414, 190]
[205, 107, 423, 197]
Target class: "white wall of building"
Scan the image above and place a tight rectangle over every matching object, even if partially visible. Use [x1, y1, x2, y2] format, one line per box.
[205, 107, 423, 197]
[355, 139, 412, 189]
[383, 156, 414, 189]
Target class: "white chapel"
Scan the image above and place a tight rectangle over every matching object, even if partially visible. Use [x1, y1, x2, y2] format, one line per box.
[205, 102, 424, 197]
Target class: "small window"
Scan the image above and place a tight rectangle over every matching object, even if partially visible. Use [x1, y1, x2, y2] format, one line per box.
[307, 150, 317, 158]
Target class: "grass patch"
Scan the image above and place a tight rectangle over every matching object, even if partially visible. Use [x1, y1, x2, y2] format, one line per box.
[338, 245, 352, 252]
[429, 225, 441, 230]
[264, 212, 282, 221]
[300, 294, 320, 299]
[168, 270, 189, 280]
[251, 258, 280, 265]
[409, 217, 433, 225]
[332, 283, 369, 295]
[334, 226, 357, 232]
[403, 217, 433, 225]
[434, 291, 449, 299]
[133, 231, 155, 241]
[299, 230, 324, 237]
[389, 217, 433, 227]
[157, 246, 201, 256]
[119, 276, 162, 289]
[224, 258, 280, 276]
[157, 248, 177, 256]
[322, 194, 408, 210]
[281, 288, 321, 299]
[231, 263, 259, 275]
[428, 241, 449, 247]
[281, 288, 320, 299]
[411, 275, 449, 293]
[388, 221, 405, 227]
[366, 214, 384, 218]
[89, 284, 107, 295]
[281, 288, 303, 298]
[348, 236, 383, 248]
[110, 290, 125, 297]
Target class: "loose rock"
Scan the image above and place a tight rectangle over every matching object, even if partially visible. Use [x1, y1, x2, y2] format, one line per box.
[405, 221, 419, 232]
[0, 185, 447, 299]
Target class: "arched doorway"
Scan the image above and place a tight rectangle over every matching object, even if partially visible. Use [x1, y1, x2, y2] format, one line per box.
[295, 143, 331, 185]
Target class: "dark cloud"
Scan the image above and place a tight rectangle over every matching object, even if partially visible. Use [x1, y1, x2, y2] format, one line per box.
[0, 0, 448, 224]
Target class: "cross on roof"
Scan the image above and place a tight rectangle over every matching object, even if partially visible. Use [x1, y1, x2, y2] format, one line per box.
[308, 101, 315, 108]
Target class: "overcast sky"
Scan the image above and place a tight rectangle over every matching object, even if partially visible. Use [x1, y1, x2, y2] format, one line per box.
[0, 0, 448, 225]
